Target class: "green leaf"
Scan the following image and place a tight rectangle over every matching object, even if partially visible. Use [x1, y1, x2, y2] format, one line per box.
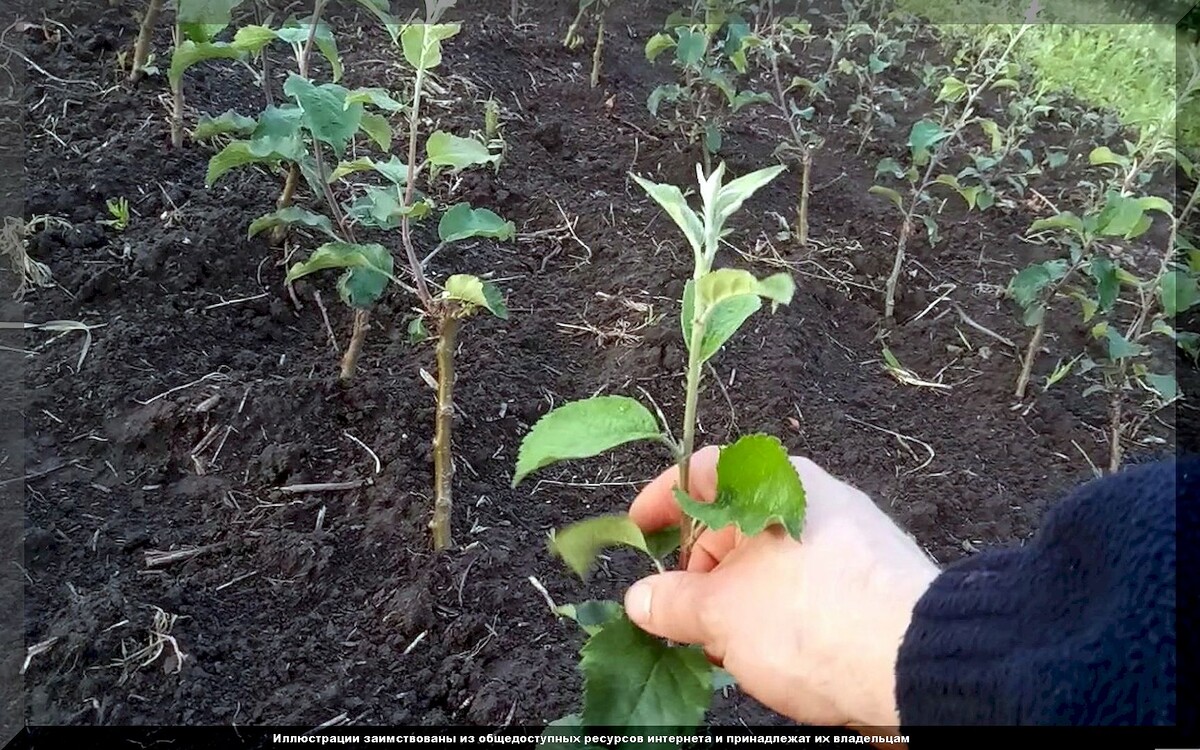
[644, 526, 680, 560]
[169, 41, 241, 88]
[1096, 192, 1150, 239]
[936, 75, 967, 103]
[179, 22, 229, 43]
[1009, 260, 1068, 310]
[283, 74, 363, 156]
[345, 87, 406, 112]
[675, 434, 806, 540]
[313, 27, 343, 82]
[193, 110, 257, 140]
[285, 242, 394, 309]
[249, 105, 305, 159]
[205, 141, 281, 187]
[176, 0, 243, 25]
[731, 90, 771, 113]
[333, 155, 410, 185]
[359, 112, 392, 151]
[328, 157, 377, 182]
[681, 280, 760, 365]
[230, 24, 276, 54]
[580, 615, 713, 730]
[647, 84, 682, 117]
[875, 157, 905, 179]
[1104, 327, 1143, 359]
[712, 164, 787, 230]
[247, 207, 339, 241]
[426, 131, 499, 170]
[674, 28, 707, 66]
[868, 185, 904, 211]
[513, 396, 664, 487]
[438, 203, 516, 243]
[442, 274, 508, 319]
[909, 119, 948, 166]
[645, 32, 676, 61]
[695, 268, 793, 311]
[1088, 145, 1130, 168]
[1136, 195, 1174, 216]
[407, 316, 428, 344]
[1161, 270, 1200, 318]
[630, 174, 704, 259]
[549, 515, 655, 579]
[399, 22, 461, 70]
[1028, 212, 1085, 240]
[1144, 372, 1177, 401]
[347, 185, 427, 230]
[703, 122, 722, 154]
[1087, 257, 1119, 313]
[554, 600, 623, 636]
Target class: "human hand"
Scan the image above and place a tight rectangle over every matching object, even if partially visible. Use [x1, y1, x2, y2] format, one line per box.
[623, 446, 940, 730]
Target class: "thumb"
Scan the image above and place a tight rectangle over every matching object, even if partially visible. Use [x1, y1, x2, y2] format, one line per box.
[624, 571, 721, 647]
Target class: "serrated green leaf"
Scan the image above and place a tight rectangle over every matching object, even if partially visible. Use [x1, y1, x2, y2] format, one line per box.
[645, 32, 676, 61]
[549, 516, 653, 579]
[193, 110, 257, 140]
[1088, 145, 1129, 168]
[695, 268, 792, 312]
[345, 87, 406, 112]
[359, 112, 392, 151]
[247, 207, 339, 241]
[675, 434, 806, 539]
[580, 615, 713, 730]
[426, 131, 498, 170]
[285, 242, 394, 309]
[513, 396, 663, 487]
[630, 174, 704, 259]
[438, 203, 516, 243]
[283, 74, 363, 157]
[868, 185, 904, 211]
[347, 184, 427, 229]
[169, 40, 241, 88]
[1161, 270, 1199, 318]
[442, 274, 508, 319]
[674, 28, 707, 66]
[1096, 192, 1149, 239]
[554, 600, 624, 636]
[399, 22, 461, 70]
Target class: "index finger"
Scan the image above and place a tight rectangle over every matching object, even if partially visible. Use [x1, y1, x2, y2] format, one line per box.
[628, 445, 721, 532]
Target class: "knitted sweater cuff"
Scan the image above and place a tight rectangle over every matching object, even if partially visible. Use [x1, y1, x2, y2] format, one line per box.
[894, 548, 1024, 726]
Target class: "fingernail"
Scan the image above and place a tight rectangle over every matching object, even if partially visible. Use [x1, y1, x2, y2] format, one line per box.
[626, 581, 652, 624]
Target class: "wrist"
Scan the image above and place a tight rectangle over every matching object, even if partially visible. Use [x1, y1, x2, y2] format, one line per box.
[853, 563, 939, 729]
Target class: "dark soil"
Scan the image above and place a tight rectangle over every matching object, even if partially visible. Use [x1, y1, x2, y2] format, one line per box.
[9, 0, 1184, 730]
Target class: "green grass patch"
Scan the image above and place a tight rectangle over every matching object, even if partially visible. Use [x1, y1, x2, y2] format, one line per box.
[896, 0, 1197, 156]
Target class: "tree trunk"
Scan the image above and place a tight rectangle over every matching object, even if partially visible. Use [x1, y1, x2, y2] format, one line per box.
[430, 314, 460, 551]
[129, 0, 164, 83]
[339, 309, 370, 381]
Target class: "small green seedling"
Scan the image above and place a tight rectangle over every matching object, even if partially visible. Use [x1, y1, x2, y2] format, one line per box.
[513, 162, 805, 734]
[869, 23, 1029, 320]
[645, 1, 770, 174]
[99, 197, 131, 231]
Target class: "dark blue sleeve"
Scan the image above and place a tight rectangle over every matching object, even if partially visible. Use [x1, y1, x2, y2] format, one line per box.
[894, 456, 1192, 727]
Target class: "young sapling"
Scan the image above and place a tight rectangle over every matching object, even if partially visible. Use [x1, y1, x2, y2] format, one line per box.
[513, 162, 806, 732]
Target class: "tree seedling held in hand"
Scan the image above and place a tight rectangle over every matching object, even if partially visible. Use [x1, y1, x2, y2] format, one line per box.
[512, 162, 806, 733]
[645, 1, 771, 175]
[869, 22, 1029, 320]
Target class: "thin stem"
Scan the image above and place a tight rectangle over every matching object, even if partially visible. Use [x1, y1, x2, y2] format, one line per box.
[1108, 391, 1123, 473]
[430, 312, 461, 550]
[313, 140, 354, 242]
[676, 312, 708, 569]
[1014, 319, 1044, 399]
[274, 0, 323, 226]
[169, 22, 183, 147]
[129, 0, 164, 83]
[590, 14, 605, 88]
[340, 309, 370, 380]
[798, 150, 811, 245]
[401, 63, 434, 308]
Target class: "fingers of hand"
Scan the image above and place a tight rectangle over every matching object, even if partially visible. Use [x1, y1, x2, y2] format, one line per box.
[629, 445, 721, 532]
[687, 525, 740, 572]
[624, 571, 724, 653]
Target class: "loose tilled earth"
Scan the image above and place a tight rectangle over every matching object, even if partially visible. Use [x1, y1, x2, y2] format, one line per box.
[6, 0, 1189, 729]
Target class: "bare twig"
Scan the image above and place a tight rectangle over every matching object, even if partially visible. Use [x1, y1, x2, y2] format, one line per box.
[276, 479, 373, 494]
